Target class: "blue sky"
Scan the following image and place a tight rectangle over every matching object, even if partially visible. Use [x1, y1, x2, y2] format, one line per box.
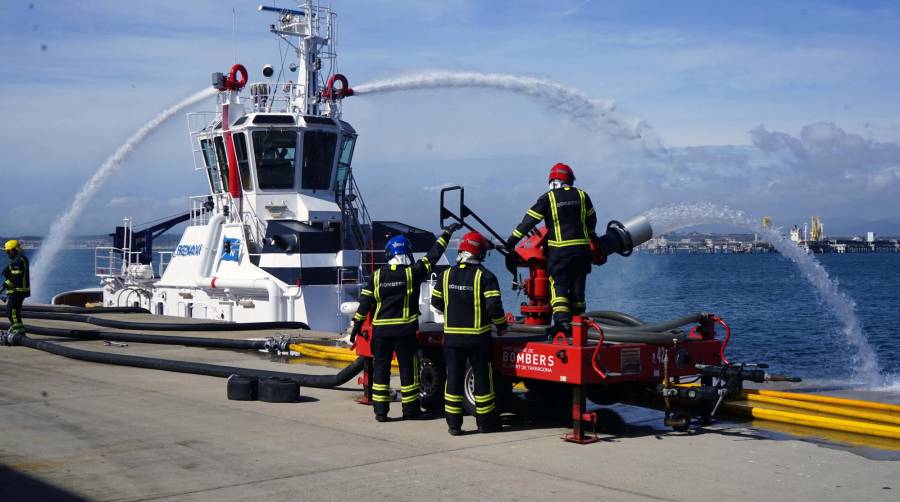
[1, 0, 899, 236]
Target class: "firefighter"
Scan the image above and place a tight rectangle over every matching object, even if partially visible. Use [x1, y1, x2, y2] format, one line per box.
[350, 223, 461, 422]
[431, 231, 508, 435]
[2, 240, 30, 336]
[505, 163, 597, 334]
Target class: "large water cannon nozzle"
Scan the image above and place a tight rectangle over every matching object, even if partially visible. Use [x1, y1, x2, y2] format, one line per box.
[592, 214, 654, 263]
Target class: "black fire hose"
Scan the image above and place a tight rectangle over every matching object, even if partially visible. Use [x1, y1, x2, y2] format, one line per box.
[6, 333, 364, 389]
[508, 323, 687, 344]
[0, 305, 150, 315]
[0, 321, 271, 350]
[508, 311, 709, 344]
[0, 309, 310, 332]
[583, 310, 645, 327]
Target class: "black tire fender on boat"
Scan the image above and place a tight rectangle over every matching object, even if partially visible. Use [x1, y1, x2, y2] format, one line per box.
[258, 377, 300, 403]
[227, 374, 259, 401]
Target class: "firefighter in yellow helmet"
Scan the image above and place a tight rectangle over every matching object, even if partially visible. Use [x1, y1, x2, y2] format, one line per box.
[3, 240, 30, 336]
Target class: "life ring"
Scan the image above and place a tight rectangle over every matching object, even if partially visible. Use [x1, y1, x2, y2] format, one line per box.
[323, 73, 353, 100]
[226, 64, 248, 90]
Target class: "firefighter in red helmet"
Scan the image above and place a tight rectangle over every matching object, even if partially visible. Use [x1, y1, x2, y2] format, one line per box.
[431, 230, 508, 435]
[505, 163, 597, 335]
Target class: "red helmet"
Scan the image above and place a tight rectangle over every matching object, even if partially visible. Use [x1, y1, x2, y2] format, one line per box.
[548, 162, 575, 184]
[459, 231, 488, 260]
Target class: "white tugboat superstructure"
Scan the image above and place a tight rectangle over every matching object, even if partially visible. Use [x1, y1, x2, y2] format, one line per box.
[87, 2, 447, 332]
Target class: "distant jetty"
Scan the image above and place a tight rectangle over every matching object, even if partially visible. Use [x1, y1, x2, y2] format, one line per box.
[642, 235, 900, 254]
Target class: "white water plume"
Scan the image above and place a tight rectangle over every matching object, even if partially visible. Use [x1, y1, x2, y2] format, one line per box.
[354, 71, 660, 148]
[643, 202, 884, 386]
[30, 87, 217, 301]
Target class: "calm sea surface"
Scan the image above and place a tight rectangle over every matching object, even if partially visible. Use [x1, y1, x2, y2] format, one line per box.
[27, 249, 900, 383]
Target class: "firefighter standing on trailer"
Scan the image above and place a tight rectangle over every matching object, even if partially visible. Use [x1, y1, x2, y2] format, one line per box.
[431, 231, 508, 435]
[2, 240, 30, 336]
[506, 163, 597, 334]
[350, 223, 460, 422]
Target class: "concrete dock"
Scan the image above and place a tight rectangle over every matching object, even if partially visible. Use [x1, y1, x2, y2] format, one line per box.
[0, 331, 897, 501]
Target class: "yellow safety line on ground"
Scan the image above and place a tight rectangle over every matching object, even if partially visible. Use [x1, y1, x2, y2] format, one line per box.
[288, 343, 398, 368]
[723, 403, 900, 440]
[743, 393, 900, 426]
[743, 388, 900, 414]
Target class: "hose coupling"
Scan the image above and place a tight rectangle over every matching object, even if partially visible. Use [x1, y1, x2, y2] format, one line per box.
[2, 330, 23, 346]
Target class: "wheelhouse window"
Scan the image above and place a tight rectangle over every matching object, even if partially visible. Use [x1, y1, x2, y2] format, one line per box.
[200, 139, 224, 193]
[232, 132, 253, 191]
[213, 136, 230, 193]
[252, 130, 296, 190]
[334, 134, 356, 194]
[301, 130, 337, 191]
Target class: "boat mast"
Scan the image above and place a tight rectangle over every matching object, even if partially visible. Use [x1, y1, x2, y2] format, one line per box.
[259, 1, 337, 117]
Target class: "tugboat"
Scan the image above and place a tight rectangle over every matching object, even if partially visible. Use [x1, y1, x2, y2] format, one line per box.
[65, 2, 447, 332]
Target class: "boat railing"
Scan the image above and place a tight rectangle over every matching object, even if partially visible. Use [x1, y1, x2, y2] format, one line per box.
[157, 251, 173, 277]
[95, 247, 140, 278]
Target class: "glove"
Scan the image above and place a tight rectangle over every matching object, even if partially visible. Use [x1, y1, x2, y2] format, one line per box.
[443, 222, 462, 233]
[349, 321, 362, 344]
[504, 236, 519, 250]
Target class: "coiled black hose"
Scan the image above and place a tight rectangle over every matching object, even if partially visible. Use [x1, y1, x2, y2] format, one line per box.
[6, 333, 364, 389]
[508, 311, 708, 344]
[1, 310, 310, 332]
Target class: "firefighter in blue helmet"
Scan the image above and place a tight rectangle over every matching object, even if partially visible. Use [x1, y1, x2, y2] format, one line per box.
[506, 163, 597, 335]
[431, 231, 508, 435]
[351, 223, 461, 422]
[2, 240, 30, 336]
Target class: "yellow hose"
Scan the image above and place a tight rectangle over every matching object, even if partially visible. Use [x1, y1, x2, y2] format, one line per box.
[723, 403, 900, 440]
[743, 388, 900, 414]
[288, 343, 398, 368]
[743, 393, 900, 426]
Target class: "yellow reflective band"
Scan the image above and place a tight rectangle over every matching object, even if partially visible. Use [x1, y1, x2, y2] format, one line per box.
[10, 270, 21, 275]
[371, 316, 418, 326]
[526, 209, 543, 220]
[578, 189, 589, 240]
[444, 326, 493, 335]
[372, 383, 390, 390]
[546, 238, 590, 247]
[548, 190, 563, 243]
[443, 269, 451, 316]
[437, 237, 447, 247]
[551, 297, 570, 305]
[373, 395, 392, 402]
[548, 276, 560, 306]
[445, 405, 463, 414]
[476, 404, 497, 414]
[586, 208, 595, 216]
[512, 228, 524, 238]
[432, 289, 443, 298]
[444, 393, 463, 402]
[403, 267, 412, 320]
[353, 313, 365, 321]
[401, 383, 419, 392]
[422, 256, 432, 273]
[483, 290, 500, 298]
[474, 268, 482, 330]
[553, 306, 571, 313]
[492, 317, 507, 325]
[474, 393, 495, 403]
[361, 289, 373, 297]
[402, 395, 419, 404]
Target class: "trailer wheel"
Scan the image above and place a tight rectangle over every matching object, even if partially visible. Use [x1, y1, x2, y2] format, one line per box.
[418, 349, 446, 413]
[462, 362, 512, 416]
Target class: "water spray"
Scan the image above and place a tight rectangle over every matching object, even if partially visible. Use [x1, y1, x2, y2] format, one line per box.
[354, 71, 661, 148]
[643, 202, 884, 385]
[30, 87, 217, 301]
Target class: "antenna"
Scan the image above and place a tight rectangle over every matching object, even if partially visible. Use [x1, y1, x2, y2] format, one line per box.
[232, 8, 237, 62]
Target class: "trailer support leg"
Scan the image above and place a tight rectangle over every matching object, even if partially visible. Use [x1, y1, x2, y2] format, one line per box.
[563, 385, 599, 444]
[357, 357, 374, 405]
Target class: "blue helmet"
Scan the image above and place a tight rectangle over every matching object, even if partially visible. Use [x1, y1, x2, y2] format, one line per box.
[385, 235, 412, 258]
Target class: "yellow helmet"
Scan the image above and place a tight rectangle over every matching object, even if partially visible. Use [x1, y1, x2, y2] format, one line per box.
[4, 240, 20, 252]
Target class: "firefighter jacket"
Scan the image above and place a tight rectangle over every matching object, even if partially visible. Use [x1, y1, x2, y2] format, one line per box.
[430, 262, 508, 347]
[354, 229, 451, 337]
[508, 186, 597, 250]
[3, 255, 30, 298]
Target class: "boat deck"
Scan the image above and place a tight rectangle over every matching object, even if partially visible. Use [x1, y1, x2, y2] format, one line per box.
[1, 328, 897, 501]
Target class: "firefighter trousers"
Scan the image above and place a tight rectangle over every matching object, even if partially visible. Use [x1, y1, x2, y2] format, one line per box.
[371, 334, 421, 417]
[6, 294, 25, 333]
[546, 248, 592, 325]
[444, 342, 498, 430]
